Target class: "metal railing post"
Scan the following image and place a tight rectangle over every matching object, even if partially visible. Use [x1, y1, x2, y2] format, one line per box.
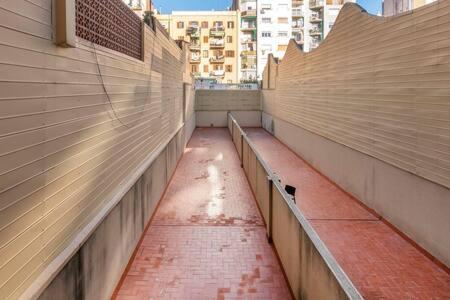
[267, 176, 273, 244]
[240, 134, 244, 168]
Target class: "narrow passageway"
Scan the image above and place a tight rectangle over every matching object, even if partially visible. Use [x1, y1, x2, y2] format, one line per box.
[113, 128, 291, 299]
[245, 128, 450, 299]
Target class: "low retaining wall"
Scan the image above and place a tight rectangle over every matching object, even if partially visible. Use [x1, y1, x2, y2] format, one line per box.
[228, 114, 362, 300]
[262, 112, 450, 267]
[196, 110, 261, 128]
[34, 116, 195, 300]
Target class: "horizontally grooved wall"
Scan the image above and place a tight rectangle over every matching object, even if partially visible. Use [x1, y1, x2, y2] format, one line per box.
[0, 2, 191, 298]
[262, 1, 450, 189]
[195, 90, 261, 111]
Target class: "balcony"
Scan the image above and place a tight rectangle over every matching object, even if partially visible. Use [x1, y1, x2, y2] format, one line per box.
[186, 26, 200, 38]
[209, 55, 225, 63]
[190, 55, 201, 64]
[189, 42, 201, 51]
[209, 38, 225, 48]
[310, 15, 323, 23]
[241, 50, 256, 57]
[309, 0, 324, 10]
[241, 9, 257, 18]
[292, 0, 304, 6]
[210, 69, 225, 76]
[210, 27, 225, 37]
[241, 25, 256, 31]
[309, 28, 322, 36]
[241, 38, 256, 44]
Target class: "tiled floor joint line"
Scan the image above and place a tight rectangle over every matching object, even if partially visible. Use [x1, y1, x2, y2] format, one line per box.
[245, 128, 450, 300]
[113, 128, 292, 300]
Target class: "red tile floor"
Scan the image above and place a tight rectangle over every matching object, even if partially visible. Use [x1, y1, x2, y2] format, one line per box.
[245, 128, 450, 299]
[113, 128, 291, 300]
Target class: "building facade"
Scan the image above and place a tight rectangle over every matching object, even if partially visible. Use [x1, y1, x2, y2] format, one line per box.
[233, 0, 355, 81]
[292, 0, 356, 53]
[157, 11, 239, 83]
[123, 0, 153, 17]
[382, 0, 437, 16]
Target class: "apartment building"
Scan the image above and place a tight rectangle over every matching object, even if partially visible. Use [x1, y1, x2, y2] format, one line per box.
[235, 0, 258, 82]
[257, 0, 293, 79]
[382, 0, 437, 16]
[291, 0, 356, 52]
[157, 11, 239, 83]
[123, 0, 153, 17]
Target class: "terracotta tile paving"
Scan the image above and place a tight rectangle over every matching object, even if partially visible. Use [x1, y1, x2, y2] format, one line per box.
[245, 128, 450, 300]
[113, 128, 291, 300]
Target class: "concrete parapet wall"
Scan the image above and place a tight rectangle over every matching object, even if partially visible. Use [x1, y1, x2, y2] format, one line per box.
[263, 112, 450, 267]
[228, 114, 362, 300]
[195, 90, 261, 111]
[37, 116, 195, 300]
[196, 111, 261, 128]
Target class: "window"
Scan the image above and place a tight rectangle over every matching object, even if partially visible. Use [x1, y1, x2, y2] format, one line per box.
[213, 21, 223, 28]
[227, 21, 234, 29]
[189, 21, 198, 27]
[177, 22, 184, 29]
[226, 65, 232, 72]
[191, 65, 198, 72]
[203, 36, 209, 43]
[201, 21, 208, 28]
[262, 31, 271, 37]
[262, 17, 271, 24]
[225, 50, 235, 57]
[278, 31, 288, 37]
[202, 50, 209, 58]
[203, 65, 209, 72]
[227, 36, 233, 43]
[278, 17, 288, 24]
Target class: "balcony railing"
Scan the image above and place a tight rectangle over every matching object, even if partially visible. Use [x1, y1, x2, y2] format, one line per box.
[309, 0, 324, 10]
[241, 38, 256, 44]
[241, 25, 257, 31]
[310, 15, 322, 23]
[190, 43, 201, 51]
[210, 69, 225, 77]
[309, 28, 322, 36]
[190, 55, 201, 64]
[210, 39, 225, 48]
[292, 0, 304, 6]
[195, 83, 259, 90]
[241, 50, 256, 56]
[210, 55, 225, 63]
[241, 10, 257, 18]
[210, 27, 225, 37]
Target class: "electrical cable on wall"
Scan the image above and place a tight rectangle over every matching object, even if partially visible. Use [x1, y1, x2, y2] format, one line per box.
[92, 40, 154, 129]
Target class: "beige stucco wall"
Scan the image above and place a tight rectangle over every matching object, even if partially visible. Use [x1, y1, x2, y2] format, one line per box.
[261, 2, 450, 266]
[0, 2, 193, 298]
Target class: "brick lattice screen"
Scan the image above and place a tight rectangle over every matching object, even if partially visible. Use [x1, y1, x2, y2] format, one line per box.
[75, 0, 143, 59]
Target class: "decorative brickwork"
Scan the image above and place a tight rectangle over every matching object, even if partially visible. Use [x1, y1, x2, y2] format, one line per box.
[75, 0, 143, 59]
